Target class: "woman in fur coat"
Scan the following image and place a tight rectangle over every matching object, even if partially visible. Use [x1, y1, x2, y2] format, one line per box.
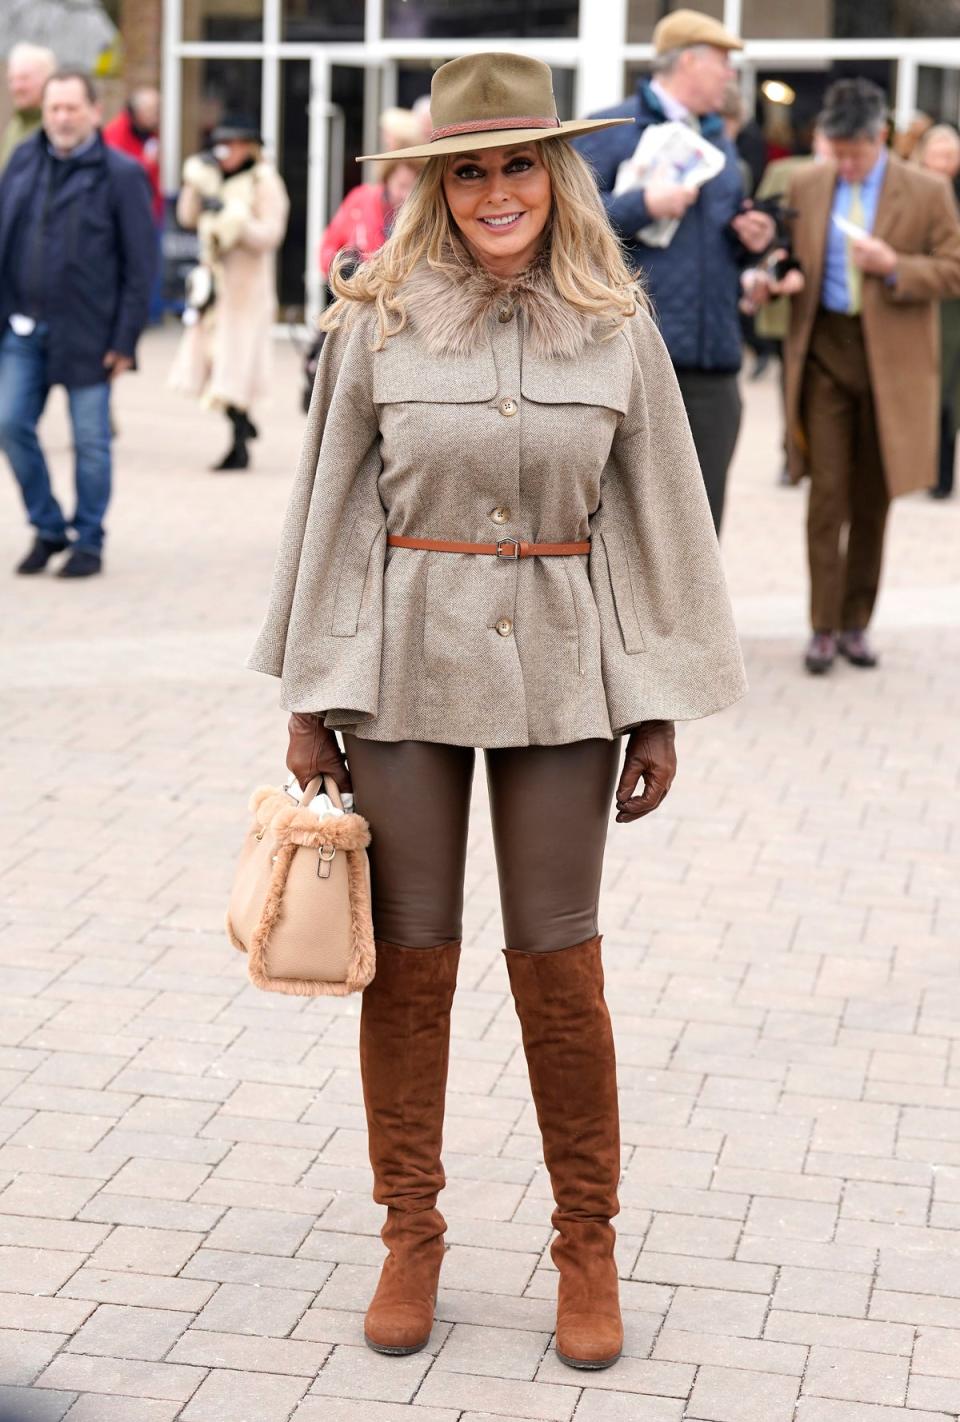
[170, 119, 289, 470]
[250, 53, 746, 1371]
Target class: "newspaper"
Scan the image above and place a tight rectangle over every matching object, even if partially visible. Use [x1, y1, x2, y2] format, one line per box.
[614, 120, 727, 248]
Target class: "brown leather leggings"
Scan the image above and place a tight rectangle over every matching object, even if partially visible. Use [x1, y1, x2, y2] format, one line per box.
[342, 736, 621, 953]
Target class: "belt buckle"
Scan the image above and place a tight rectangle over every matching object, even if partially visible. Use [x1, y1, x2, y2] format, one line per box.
[496, 538, 521, 560]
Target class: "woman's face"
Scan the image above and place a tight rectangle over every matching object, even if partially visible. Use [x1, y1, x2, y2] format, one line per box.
[214, 139, 257, 172]
[442, 142, 552, 276]
[922, 135, 960, 180]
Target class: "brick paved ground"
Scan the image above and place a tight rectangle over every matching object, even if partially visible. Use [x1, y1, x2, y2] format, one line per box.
[1, 327, 959, 1421]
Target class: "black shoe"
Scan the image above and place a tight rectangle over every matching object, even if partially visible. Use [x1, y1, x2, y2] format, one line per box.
[837, 629, 878, 668]
[212, 440, 250, 471]
[804, 631, 836, 675]
[751, 351, 771, 380]
[16, 535, 68, 575]
[56, 548, 102, 579]
[928, 487, 952, 500]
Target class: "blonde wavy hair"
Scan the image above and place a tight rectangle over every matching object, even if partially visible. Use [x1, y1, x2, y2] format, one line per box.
[322, 137, 645, 347]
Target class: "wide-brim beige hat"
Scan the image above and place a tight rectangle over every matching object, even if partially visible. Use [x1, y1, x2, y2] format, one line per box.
[358, 52, 632, 163]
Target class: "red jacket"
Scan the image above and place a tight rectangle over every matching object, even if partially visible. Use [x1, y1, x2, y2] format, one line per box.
[103, 107, 162, 221]
[319, 182, 391, 276]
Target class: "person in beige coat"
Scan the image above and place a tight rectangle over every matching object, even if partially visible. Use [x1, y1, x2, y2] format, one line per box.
[170, 118, 289, 470]
[250, 53, 746, 1373]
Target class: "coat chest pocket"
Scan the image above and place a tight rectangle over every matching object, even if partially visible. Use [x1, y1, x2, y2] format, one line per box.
[330, 514, 383, 637]
[601, 529, 646, 654]
[519, 339, 633, 465]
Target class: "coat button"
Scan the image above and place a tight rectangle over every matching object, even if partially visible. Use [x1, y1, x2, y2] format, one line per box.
[491, 506, 510, 524]
[495, 617, 513, 637]
[498, 397, 518, 417]
[497, 305, 514, 322]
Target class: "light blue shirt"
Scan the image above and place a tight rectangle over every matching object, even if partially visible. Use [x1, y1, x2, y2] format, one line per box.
[821, 149, 888, 312]
[648, 78, 693, 126]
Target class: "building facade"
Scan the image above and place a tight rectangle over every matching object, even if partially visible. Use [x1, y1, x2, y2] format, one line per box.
[162, 0, 960, 317]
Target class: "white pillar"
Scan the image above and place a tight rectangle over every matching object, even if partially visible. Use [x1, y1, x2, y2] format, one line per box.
[161, 0, 182, 192]
[738, 58, 756, 116]
[365, 0, 383, 44]
[895, 54, 919, 133]
[363, 63, 382, 160]
[724, 0, 743, 39]
[261, 0, 281, 159]
[577, 0, 629, 115]
[306, 56, 331, 327]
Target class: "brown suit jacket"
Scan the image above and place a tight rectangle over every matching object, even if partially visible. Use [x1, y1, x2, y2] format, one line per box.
[783, 153, 960, 496]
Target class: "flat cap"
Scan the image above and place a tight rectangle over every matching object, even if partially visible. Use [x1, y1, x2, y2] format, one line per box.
[653, 7, 744, 55]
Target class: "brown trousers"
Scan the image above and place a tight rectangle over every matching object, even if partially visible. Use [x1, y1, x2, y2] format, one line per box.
[801, 311, 890, 632]
[342, 736, 621, 952]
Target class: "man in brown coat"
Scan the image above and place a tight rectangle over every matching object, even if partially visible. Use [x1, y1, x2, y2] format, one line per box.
[774, 78, 960, 673]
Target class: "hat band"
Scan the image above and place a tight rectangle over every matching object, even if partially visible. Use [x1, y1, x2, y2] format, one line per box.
[428, 114, 561, 143]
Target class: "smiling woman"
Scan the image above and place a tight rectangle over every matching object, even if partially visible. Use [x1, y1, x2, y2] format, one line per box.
[249, 49, 745, 1380]
[442, 144, 553, 276]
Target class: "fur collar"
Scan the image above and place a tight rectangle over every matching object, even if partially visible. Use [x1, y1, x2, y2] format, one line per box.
[402, 250, 609, 361]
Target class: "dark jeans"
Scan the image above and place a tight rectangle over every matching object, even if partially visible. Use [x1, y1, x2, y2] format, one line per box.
[342, 736, 621, 953]
[0, 324, 112, 553]
[675, 369, 743, 535]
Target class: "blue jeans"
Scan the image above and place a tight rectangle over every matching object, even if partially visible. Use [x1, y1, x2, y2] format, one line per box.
[0, 324, 112, 553]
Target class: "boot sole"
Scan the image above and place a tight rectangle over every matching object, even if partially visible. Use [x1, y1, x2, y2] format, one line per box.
[364, 1334, 428, 1356]
[556, 1346, 622, 1370]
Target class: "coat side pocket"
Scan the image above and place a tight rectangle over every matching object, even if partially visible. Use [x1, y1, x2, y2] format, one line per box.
[561, 560, 584, 676]
[330, 515, 383, 637]
[601, 529, 646, 655]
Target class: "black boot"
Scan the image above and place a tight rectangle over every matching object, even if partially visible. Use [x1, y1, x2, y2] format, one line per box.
[16, 535, 68, 575]
[212, 408, 250, 471]
[227, 405, 258, 441]
[57, 548, 102, 579]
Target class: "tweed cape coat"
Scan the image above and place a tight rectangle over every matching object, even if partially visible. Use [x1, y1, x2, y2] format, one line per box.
[248, 256, 747, 747]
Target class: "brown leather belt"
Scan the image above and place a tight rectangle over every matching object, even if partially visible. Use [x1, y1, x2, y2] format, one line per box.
[387, 535, 590, 560]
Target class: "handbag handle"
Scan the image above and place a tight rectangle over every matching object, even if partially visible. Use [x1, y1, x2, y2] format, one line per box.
[297, 774, 345, 812]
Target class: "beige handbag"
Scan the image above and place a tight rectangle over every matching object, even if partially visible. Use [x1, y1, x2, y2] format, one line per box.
[226, 774, 376, 996]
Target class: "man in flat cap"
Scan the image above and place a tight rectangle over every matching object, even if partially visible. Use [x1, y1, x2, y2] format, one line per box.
[575, 8, 774, 533]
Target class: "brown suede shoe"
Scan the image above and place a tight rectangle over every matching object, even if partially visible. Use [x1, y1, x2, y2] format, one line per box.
[504, 936, 623, 1370]
[360, 939, 460, 1355]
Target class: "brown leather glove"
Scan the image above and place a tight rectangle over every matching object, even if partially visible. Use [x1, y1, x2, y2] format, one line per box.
[285, 713, 352, 796]
[615, 720, 677, 823]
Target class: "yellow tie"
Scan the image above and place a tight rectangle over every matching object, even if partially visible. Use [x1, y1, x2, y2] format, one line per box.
[846, 183, 865, 315]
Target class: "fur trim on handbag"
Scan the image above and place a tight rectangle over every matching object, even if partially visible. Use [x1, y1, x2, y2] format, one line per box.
[249, 786, 372, 851]
[226, 782, 376, 997]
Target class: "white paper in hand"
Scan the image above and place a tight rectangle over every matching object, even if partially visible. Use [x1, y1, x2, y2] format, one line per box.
[832, 212, 869, 241]
[614, 121, 727, 248]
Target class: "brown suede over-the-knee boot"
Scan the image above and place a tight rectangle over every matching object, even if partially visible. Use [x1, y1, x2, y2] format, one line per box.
[360, 938, 460, 1355]
[504, 935, 622, 1369]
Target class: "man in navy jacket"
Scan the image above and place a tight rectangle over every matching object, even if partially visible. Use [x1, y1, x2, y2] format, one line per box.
[574, 9, 773, 532]
[0, 69, 155, 577]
